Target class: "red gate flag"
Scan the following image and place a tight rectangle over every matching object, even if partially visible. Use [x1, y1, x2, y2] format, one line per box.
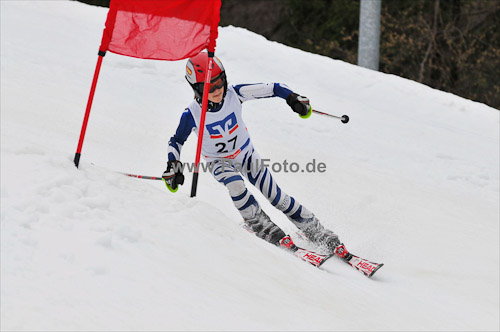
[99, 0, 221, 60]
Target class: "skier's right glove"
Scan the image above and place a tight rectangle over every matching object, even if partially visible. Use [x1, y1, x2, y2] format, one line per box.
[286, 93, 312, 119]
[162, 160, 185, 192]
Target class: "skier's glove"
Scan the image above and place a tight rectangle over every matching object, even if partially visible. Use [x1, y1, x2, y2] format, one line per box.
[162, 160, 185, 192]
[286, 93, 312, 119]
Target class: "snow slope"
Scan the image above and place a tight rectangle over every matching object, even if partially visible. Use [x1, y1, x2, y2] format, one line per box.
[1, 1, 499, 331]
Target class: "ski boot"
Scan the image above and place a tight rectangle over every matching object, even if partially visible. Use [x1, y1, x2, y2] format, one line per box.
[301, 218, 352, 260]
[243, 209, 286, 245]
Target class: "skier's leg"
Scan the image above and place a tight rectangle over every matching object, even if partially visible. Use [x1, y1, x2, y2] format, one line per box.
[211, 159, 285, 244]
[240, 149, 314, 223]
[241, 150, 341, 252]
[211, 159, 259, 220]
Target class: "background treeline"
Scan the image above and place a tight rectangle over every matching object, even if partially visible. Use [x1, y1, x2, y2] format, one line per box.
[75, 0, 500, 109]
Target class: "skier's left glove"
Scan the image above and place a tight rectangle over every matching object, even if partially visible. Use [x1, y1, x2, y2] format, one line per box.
[286, 93, 312, 119]
[162, 160, 185, 192]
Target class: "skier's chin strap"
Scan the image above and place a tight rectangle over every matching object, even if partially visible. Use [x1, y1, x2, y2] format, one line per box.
[196, 97, 224, 112]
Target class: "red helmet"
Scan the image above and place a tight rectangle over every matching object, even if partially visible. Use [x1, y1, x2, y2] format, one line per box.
[185, 52, 227, 100]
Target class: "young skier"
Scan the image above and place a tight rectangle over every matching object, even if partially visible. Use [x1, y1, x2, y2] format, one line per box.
[162, 52, 349, 258]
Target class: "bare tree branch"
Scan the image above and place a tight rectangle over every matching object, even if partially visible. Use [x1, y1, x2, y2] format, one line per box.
[419, 0, 440, 83]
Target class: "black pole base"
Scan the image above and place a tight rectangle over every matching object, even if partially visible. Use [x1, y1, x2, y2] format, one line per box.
[74, 153, 81, 168]
[190, 172, 199, 197]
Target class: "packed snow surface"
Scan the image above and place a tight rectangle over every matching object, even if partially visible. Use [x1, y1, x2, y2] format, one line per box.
[1, 1, 499, 331]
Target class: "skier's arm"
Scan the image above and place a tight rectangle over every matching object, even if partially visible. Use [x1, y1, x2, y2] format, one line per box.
[163, 109, 195, 191]
[233, 83, 293, 102]
[167, 109, 196, 161]
[233, 83, 312, 118]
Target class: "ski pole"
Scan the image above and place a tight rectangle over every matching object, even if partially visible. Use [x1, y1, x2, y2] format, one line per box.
[122, 172, 181, 192]
[90, 163, 164, 181]
[312, 109, 350, 123]
[122, 172, 163, 180]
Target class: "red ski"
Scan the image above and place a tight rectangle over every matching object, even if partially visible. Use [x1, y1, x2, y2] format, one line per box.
[242, 224, 333, 267]
[343, 253, 384, 278]
[279, 235, 333, 267]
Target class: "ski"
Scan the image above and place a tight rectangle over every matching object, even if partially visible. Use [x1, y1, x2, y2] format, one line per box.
[296, 230, 384, 278]
[278, 235, 333, 267]
[242, 224, 333, 268]
[344, 254, 383, 278]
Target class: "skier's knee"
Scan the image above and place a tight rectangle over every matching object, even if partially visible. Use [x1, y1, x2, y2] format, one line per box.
[226, 179, 246, 197]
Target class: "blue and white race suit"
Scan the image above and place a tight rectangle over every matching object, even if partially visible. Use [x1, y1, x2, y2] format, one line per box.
[167, 83, 316, 227]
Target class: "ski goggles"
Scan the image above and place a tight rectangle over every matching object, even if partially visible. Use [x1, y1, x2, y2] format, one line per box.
[208, 74, 225, 93]
[193, 73, 226, 96]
